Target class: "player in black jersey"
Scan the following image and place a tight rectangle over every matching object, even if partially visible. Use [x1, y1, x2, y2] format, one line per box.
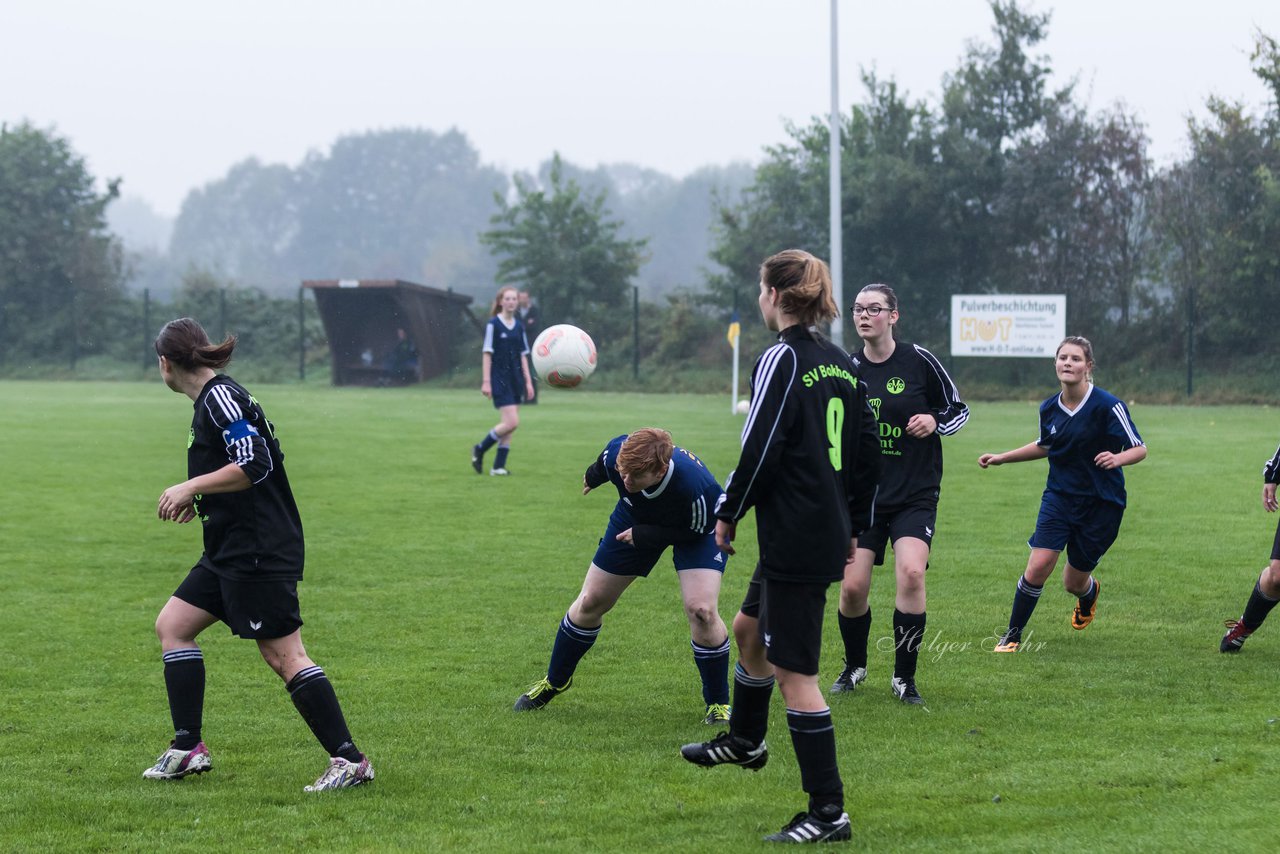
[682, 250, 880, 845]
[513, 428, 732, 723]
[833, 284, 968, 706]
[143, 318, 373, 791]
[472, 287, 535, 475]
[1219, 439, 1280, 652]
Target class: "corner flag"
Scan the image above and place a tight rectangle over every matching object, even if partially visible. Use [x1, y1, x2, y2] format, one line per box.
[727, 311, 741, 349]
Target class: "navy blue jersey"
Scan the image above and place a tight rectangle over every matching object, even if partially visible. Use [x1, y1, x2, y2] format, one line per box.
[1037, 384, 1144, 506]
[584, 434, 723, 550]
[483, 315, 529, 395]
[188, 375, 304, 581]
[851, 342, 967, 508]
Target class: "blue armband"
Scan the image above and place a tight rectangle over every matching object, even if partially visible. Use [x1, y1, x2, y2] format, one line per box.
[222, 419, 260, 444]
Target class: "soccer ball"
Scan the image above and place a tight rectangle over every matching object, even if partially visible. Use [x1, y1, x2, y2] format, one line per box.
[531, 324, 597, 388]
[736, 399, 750, 414]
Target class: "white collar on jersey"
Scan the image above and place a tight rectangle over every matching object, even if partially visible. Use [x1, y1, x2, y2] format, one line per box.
[641, 459, 675, 499]
[1057, 382, 1094, 416]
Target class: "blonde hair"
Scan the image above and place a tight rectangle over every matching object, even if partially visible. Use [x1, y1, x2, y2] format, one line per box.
[616, 428, 674, 477]
[760, 250, 838, 326]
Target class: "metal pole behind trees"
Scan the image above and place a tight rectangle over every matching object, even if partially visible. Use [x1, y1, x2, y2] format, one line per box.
[827, 0, 844, 348]
[298, 287, 306, 382]
[632, 285, 640, 380]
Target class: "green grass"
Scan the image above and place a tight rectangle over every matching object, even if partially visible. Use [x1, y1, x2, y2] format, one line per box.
[3, 381, 1280, 851]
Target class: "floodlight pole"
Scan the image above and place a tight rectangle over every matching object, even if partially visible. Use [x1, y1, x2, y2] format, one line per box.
[828, 0, 844, 348]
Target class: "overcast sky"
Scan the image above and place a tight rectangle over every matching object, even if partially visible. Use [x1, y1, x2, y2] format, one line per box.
[3, 0, 1276, 217]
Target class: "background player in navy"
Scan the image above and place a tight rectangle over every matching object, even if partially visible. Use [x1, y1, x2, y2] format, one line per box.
[978, 336, 1146, 652]
[145, 318, 373, 791]
[682, 250, 880, 844]
[472, 286, 535, 475]
[513, 428, 732, 723]
[833, 284, 968, 706]
[1219, 440, 1280, 652]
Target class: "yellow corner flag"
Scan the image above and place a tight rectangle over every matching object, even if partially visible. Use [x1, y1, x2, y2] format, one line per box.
[727, 311, 740, 348]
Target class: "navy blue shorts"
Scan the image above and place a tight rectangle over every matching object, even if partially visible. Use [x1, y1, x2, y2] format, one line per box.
[857, 498, 937, 566]
[491, 371, 525, 408]
[173, 563, 303, 640]
[1027, 490, 1125, 572]
[592, 505, 727, 577]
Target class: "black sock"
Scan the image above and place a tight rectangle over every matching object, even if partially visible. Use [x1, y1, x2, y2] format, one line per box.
[287, 666, 361, 762]
[1078, 576, 1099, 609]
[691, 636, 731, 706]
[786, 708, 843, 818]
[837, 608, 871, 670]
[163, 648, 205, 750]
[1006, 576, 1043, 641]
[1242, 578, 1280, 629]
[546, 613, 599, 687]
[893, 609, 926, 681]
[477, 430, 499, 453]
[729, 662, 774, 747]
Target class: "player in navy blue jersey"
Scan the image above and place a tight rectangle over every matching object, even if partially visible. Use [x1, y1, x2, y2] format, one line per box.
[833, 284, 968, 706]
[979, 336, 1146, 652]
[1218, 440, 1280, 652]
[513, 428, 733, 723]
[143, 318, 372, 791]
[472, 286, 535, 476]
[682, 250, 880, 845]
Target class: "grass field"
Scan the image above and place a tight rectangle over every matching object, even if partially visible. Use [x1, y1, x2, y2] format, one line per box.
[3, 380, 1280, 851]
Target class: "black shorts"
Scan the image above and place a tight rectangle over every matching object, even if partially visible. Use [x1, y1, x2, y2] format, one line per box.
[1271, 516, 1280, 563]
[173, 563, 303, 640]
[857, 499, 937, 566]
[739, 562, 830, 676]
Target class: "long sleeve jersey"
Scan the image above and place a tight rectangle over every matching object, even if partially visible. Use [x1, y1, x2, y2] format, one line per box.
[716, 324, 880, 583]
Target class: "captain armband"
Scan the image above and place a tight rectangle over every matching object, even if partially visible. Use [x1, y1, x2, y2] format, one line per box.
[221, 419, 260, 446]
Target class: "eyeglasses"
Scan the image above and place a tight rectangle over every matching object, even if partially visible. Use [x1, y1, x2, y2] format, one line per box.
[851, 304, 889, 317]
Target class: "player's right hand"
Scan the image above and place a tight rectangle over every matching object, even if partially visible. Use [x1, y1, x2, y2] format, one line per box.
[715, 519, 736, 555]
[1264, 482, 1277, 513]
[978, 453, 1001, 468]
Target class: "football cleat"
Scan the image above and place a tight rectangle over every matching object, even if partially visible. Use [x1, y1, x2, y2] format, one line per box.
[1071, 579, 1101, 630]
[142, 741, 212, 780]
[470, 445, 483, 474]
[1221, 618, 1254, 653]
[993, 632, 1020, 653]
[304, 754, 374, 792]
[703, 703, 732, 725]
[830, 665, 867, 694]
[890, 676, 925, 706]
[680, 731, 768, 770]
[514, 676, 572, 711]
[763, 810, 852, 844]
[490, 467, 510, 476]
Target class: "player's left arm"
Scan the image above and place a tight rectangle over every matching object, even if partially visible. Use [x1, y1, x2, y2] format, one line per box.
[1094, 400, 1147, 470]
[909, 345, 969, 438]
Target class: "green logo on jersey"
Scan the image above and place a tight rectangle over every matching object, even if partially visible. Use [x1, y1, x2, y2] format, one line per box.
[187, 427, 195, 449]
[869, 397, 882, 421]
[886, 377, 906, 394]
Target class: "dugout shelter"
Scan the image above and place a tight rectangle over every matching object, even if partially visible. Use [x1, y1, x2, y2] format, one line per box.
[303, 279, 474, 386]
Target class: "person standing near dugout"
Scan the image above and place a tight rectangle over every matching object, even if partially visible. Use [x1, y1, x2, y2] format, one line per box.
[1218, 441, 1280, 652]
[832, 284, 968, 706]
[512, 428, 732, 722]
[681, 249, 880, 844]
[472, 286, 535, 476]
[145, 317, 373, 791]
[979, 336, 1146, 652]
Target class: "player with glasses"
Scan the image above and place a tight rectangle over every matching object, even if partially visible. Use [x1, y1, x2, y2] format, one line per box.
[832, 284, 968, 706]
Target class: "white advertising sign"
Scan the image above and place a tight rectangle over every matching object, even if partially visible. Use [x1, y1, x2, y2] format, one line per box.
[950, 294, 1066, 358]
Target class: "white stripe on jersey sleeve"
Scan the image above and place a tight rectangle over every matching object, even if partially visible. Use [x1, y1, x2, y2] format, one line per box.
[741, 343, 787, 444]
[730, 345, 797, 515]
[1110, 402, 1143, 447]
[482, 321, 496, 353]
[206, 383, 244, 425]
[913, 344, 969, 435]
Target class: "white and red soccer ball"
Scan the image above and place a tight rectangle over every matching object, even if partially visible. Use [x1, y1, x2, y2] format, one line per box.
[531, 324, 597, 388]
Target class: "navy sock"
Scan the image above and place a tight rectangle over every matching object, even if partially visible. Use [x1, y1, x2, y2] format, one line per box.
[287, 666, 361, 762]
[837, 608, 871, 670]
[786, 708, 843, 817]
[1006, 576, 1043, 641]
[691, 636, 731, 706]
[163, 648, 204, 750]
[728, 662, 774, 746]
[893, 609, 926, 680]
[1242, 578, 1280, 629]
[494, 444, 510, 470]
[1078, 576, 1099, 609]
[477, 430, 499, 453]
[547, 614, 599, 687]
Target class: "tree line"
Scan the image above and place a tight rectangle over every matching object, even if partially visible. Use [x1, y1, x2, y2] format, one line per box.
[2, 1, 1277, 393]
